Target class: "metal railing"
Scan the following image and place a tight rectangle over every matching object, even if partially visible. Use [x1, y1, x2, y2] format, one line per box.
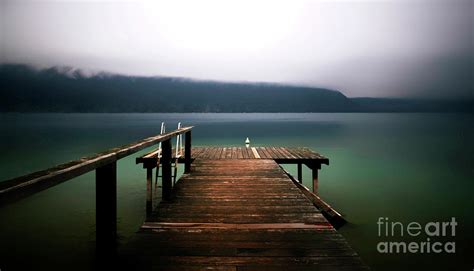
[135, 122, 190, 215]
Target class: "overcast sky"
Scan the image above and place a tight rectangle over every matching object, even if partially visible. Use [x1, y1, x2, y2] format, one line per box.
[1, 0, 472, 98]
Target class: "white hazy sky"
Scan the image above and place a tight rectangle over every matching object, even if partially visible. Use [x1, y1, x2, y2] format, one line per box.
[1, 0, 473, 97]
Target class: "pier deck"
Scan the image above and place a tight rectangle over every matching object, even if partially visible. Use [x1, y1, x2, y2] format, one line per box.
[190, 147, 329, 162]
[125, 155, 367, 270]
[137, 146, 329, 165]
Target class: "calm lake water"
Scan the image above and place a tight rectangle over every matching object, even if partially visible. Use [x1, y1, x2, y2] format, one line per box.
[0, 113, 472, 270]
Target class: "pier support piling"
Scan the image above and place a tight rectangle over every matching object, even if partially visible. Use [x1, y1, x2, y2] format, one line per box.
[306, 162, 321, 194]
[146, 167, 153, 216]
[184, 131, 192, 173]
[95, 161, 117, 261]
[297, 163, 302, 183]
[312, 169, 319, 194]
[162, 139, 172, 200]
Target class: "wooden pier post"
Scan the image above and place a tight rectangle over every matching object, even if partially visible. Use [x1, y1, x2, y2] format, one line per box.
[146, 167, 153, 216]
[162, 139, 172, 200]
[312, 168, 319, 194]
[95, 161, 117, 260]
[297, 163, 302, 183]
[308, 162, 321, 194]
[184, 131, 192, 173]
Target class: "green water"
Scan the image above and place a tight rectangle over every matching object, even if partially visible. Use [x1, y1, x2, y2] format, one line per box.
[0, 113, 472, 270]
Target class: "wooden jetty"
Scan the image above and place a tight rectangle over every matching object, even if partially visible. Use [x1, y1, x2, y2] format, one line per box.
[127, 145, 367, 270]
[0, 126, 367, 270]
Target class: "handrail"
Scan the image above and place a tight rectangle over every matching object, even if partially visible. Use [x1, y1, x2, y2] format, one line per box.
[0, 125, 193, 264]
[0, 126, 193, 206]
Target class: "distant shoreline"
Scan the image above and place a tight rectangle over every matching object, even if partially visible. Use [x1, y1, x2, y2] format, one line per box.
[1, 111, 472, 114]
[2, 64, 472, 113]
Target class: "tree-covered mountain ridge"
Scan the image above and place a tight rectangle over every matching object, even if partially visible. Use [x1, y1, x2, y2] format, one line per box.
[1, 64, 471, 112]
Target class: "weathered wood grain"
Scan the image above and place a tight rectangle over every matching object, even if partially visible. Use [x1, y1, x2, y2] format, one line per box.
[0, 127, 193, 205]
[138, 146, 330, 165]
[121, 159, 366, 270]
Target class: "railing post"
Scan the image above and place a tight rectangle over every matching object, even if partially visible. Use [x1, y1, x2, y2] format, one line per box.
[146, 166, 153, 216]
[95, 161, 117, 262]
[297, 163, 302, 183]
[184, 131, 192, 173]
[162, 139, 172, 200]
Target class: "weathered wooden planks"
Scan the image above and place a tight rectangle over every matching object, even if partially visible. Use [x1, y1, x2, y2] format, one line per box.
[1, 127, 193, 206]
[139, 147, 329, 167]
[185, 147, 329, 165]
[121, 159, 367, 270]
